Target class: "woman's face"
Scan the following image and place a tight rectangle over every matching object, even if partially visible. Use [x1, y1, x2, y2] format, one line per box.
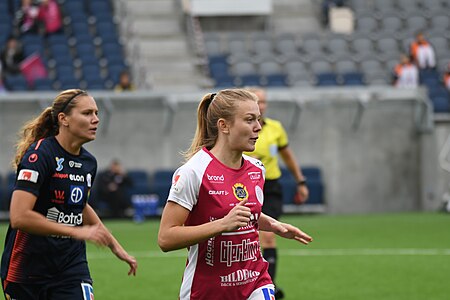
[63, 95, 99, 143]
[226, 100, 261, 152]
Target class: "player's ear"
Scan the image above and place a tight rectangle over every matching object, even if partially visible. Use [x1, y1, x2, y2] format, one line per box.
[57, 112, 69, 127]
[217, 118, 230, 134]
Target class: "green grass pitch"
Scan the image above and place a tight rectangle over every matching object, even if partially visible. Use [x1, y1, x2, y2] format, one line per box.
[1, 212, 449, 299]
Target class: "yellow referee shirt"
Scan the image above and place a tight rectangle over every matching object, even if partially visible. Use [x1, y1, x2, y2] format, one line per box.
[244, 117, 288, 180]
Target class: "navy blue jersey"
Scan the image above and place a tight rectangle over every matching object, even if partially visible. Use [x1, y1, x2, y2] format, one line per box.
[1, 136, 97, 284]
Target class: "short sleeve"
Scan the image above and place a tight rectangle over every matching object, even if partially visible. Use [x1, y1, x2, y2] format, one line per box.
[167, 165, 200, 211]
[277, 122, 289, 149]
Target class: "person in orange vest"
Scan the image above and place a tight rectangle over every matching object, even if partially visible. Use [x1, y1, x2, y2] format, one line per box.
[409, 32, 436, 69]
[392, 54, 419, 88]
[444, 63, 450, 90]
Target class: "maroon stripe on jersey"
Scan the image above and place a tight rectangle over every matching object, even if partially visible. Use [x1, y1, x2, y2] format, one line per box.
[6, 230, 30, 282]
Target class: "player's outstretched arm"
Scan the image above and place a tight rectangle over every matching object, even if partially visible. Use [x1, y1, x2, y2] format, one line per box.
[258, 213, 313, 245]
[82, 204, 138, 276]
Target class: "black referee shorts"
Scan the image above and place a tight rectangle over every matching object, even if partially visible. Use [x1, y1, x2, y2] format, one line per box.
[262, 179, 283, 220]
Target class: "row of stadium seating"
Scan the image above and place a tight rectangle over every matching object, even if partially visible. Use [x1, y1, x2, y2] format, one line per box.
[0, 167, 325, 215]
[0, 0, 128, 91]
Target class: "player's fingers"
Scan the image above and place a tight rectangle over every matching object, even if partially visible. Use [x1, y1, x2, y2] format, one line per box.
[236, 198, 248, 206]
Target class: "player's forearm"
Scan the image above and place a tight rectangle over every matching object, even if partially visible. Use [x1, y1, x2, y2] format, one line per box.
[83, 204, 102, 225]
[11, 209, 80, 237]
[158, 220, 226, 252]
[257, 213, 278, 232]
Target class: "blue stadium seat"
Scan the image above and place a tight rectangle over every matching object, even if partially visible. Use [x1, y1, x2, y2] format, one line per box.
[264, 74, 288, 87]
[316, 73, 340, 86]
[4, 75, 29, 91]
[214, 74, 236, 88]
[342, 72, 365, 86]
[237, 74, 261, 87]
[151, 169, 176, 207]
[33, 78, 55, 91]
[431, 95, 450, 113]
[279, 166, 325, 205]
[127, 169, 152, 200]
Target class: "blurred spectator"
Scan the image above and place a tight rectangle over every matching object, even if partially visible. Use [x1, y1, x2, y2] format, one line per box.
[114, 70, 136, 92]
[37, 0, 62, 35]
[392, 53, 419, 88]
[14, 0, 40, 35]
[0, 37, 25, 76]
[409, 32, 436, 69]
[97, 159, 132, 218]
[444, 63, 450, 90]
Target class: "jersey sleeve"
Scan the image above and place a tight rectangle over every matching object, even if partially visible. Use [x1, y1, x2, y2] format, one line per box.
[15, 143, 51, 197]
[277, 121, 289, 149]
[167, 165, 200, 211]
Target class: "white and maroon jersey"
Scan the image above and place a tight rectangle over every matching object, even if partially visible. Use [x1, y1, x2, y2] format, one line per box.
[167, 148, 272, 300]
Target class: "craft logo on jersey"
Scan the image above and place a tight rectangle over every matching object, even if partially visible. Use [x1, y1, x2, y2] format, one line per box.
[233, 183, 248, 201]
[28, 153, 38, 163]
[69, 160, 82, 168]
[55, 157, 64, 171]
[69, 185, 84, 205]
[18, 169, 39, 183]
[81, 283, 94, 300]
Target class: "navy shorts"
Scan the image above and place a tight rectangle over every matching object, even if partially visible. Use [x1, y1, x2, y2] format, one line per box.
[262, 179, 283, 220]
[2, 279, 93, 300]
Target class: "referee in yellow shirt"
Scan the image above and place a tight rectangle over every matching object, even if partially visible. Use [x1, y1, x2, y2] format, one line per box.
[244, 87, 309, 299]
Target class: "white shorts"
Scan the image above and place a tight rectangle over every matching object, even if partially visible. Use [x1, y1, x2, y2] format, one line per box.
[248, 284, 276, 300]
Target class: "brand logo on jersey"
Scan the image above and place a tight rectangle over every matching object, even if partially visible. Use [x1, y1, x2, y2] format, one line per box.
[69, 174, 85, 182]
[28, 153, 38, 163]
[81, 283, 94, 300]
[69, 160, 82, 168]
[220, 269, 260, 286]
[46, 207, 83, 226]
[52, 172, 69, 179]
[262, 287, 275, 300]
[248, 171, 261, 181]
[172, 174, 183, 193]
[220, 239, 259, 267]
[87, 173, 92, 187]
[69, 185, 84, 205]
[54, 190, 65, 200]
[208, 190, 229, 196]
[233, 183, 248, 201]
[205, 235, 216, 266]
[207, 173, 225, 183]
[55, 157, 64, 171]
[18, 169, 39, 183]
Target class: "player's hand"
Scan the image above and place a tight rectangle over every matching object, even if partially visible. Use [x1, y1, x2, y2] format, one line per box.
[270, 221, 313, 245]
[294, 185, 309, 204]
[220, 198, 252, 232]
[73, 223, 111, 247]
[110, 246, 138, 276]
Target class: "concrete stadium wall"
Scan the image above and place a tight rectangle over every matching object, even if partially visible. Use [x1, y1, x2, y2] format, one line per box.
[0, 87, 441, 214]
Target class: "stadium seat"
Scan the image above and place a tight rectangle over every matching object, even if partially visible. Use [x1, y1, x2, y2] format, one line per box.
[342, 72, 365, 86]
[150, 169, 176, 207]
[279, 165, 325, 205]
[431, 95, 450, 113]
[264, 74, 288, 87]
[4, 75, 29, 91]
[33, 78, 55, 90]
[237, 74, 261, 87]
[316, 73, 340, 86]
[127, 169, 153, 198]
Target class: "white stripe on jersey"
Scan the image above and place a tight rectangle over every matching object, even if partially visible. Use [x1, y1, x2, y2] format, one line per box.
[180, 244, 199, 300]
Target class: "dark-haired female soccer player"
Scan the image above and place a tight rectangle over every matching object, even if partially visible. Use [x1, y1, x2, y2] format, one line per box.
[1, 89, 137, 299]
